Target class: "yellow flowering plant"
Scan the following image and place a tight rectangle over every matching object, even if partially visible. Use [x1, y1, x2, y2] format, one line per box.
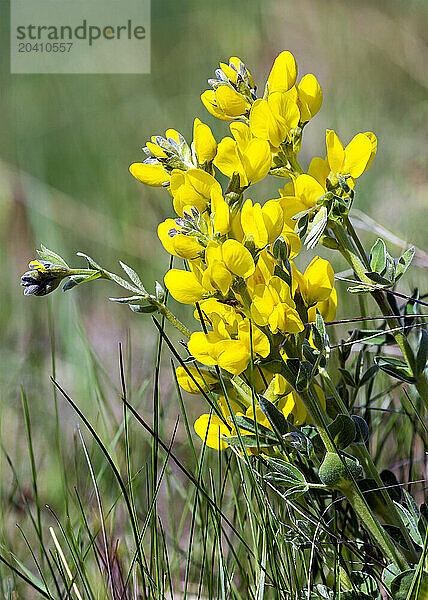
[20, 50, 428, 597]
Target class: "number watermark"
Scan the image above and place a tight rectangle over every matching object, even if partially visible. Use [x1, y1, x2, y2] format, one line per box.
[11, 0, 150, 74]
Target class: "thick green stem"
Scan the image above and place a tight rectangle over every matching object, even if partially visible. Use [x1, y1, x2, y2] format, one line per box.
[342, 484, 409, 571]
[320, 368, 419, 562]
[299, 385, 408, 570]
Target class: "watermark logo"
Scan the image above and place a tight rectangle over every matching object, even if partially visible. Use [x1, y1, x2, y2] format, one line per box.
[11, 0, 150, 74]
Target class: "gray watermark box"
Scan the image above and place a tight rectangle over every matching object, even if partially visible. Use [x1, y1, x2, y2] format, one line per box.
[11, 0, 150, 74]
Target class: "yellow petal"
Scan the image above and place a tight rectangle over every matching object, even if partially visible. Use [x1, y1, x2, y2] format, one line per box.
[146, 141, 167, 158]
[129, 162, 169, 187]
[211, 188, 230, 236]
[229, 56, 254, 87]
[249, 99, 286, 148]
[363, 132, 377, 172]
[175, 366, 219, 394]
[241, 199, 269, 248]
[202, 262, 233, 296]
[230, 122, 253, 152]
[294, 174, 325, 208]
[214, 137, 245, 183]
[164, 269, 204, 304]
[165, 129, 182, 144]
[193, 118, 217, 163]
[158, 220, 203, 259]
[215, 85, 250, 117]
[262, 200, 284, 244]
[240, 138, 272, 184]
[268, 92, 300, 130]
[194, 414, 230, 450]
[188, 331, 219, 366]
[297, 74, 323, 122]
[308, 156, 330, 186]
[221, 239, 255, 278]
[302, 256, 335, 307]
[201, 90, 232, 121]
[267, 51, 298, 94]
[344, 133, 373, 178]
[214, 339, 251, 375]
[326, 130, 345, 175]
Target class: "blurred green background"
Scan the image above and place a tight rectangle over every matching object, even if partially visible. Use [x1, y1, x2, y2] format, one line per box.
[0, 0, 427, 577]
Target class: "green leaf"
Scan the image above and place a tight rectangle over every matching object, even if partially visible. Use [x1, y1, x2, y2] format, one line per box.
[359, 364, 379, 386]
[365, 271, 392, 286]
[338, 368, 357, 388]
[109, 295, 146, 304]
[395, 246, 415, 282]
[129, 304, 159, 314]
[416, 329, 428, 375]
[263, 457, 308, 497]
[119, 260, 147, 293]
[295, 361, 313, 392]
[351, 415, 369, 444]
[62, 272, 102, 291]
[231, 415, 278, 441]
[258, 396, 289, 436]
[37, 244, 69, 268]
[221, 434, 275, 447]
[347, 284, 374, 294]
[370, 238, 387, 273]
[390, 570, 428, 600]
[394, 493, 422, 547]
[375, 356, 416, 384]
[327, 414, 356, 449]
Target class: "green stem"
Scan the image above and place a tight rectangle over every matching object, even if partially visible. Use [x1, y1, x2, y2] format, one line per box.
[320, 368, 419, 562]
[342, 484, 408, 571]
[299, 385, 408, 570]
[156, 304, 191, 338]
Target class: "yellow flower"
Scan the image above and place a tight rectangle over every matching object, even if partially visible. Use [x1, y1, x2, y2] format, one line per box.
[278, 173, 326, 225]
[214, 123, 272, 186]
[297, 74, 323, 123]
[169, 168, 221, 216]
[201, 87, 250, 121]
[326, 130, 377, 179]
[194, 414, 231, 450]
[175, 365, 219, 394]
[249, 91, 300, 150]
[157, 218, 204, 259]
[240, 199, 284, 249]
[297, 256, 335, 308]
[188, 308, 269, 376]
[194, 391, 244, 450]
[164, 269, 205, 304]
[129, 162, 170, 187]
[266, 51, 298, 94]
[251, 276, 304, 334]
[308, 287, 337, 322]
[193, 118, 217, 164]
[201, 57, 256, 122]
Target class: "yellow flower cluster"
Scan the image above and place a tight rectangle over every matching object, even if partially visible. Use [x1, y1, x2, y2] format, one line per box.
[129, 51, 376, 450]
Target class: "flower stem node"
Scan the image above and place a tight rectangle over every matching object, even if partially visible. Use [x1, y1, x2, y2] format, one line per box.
[318, 452, 363, 490]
